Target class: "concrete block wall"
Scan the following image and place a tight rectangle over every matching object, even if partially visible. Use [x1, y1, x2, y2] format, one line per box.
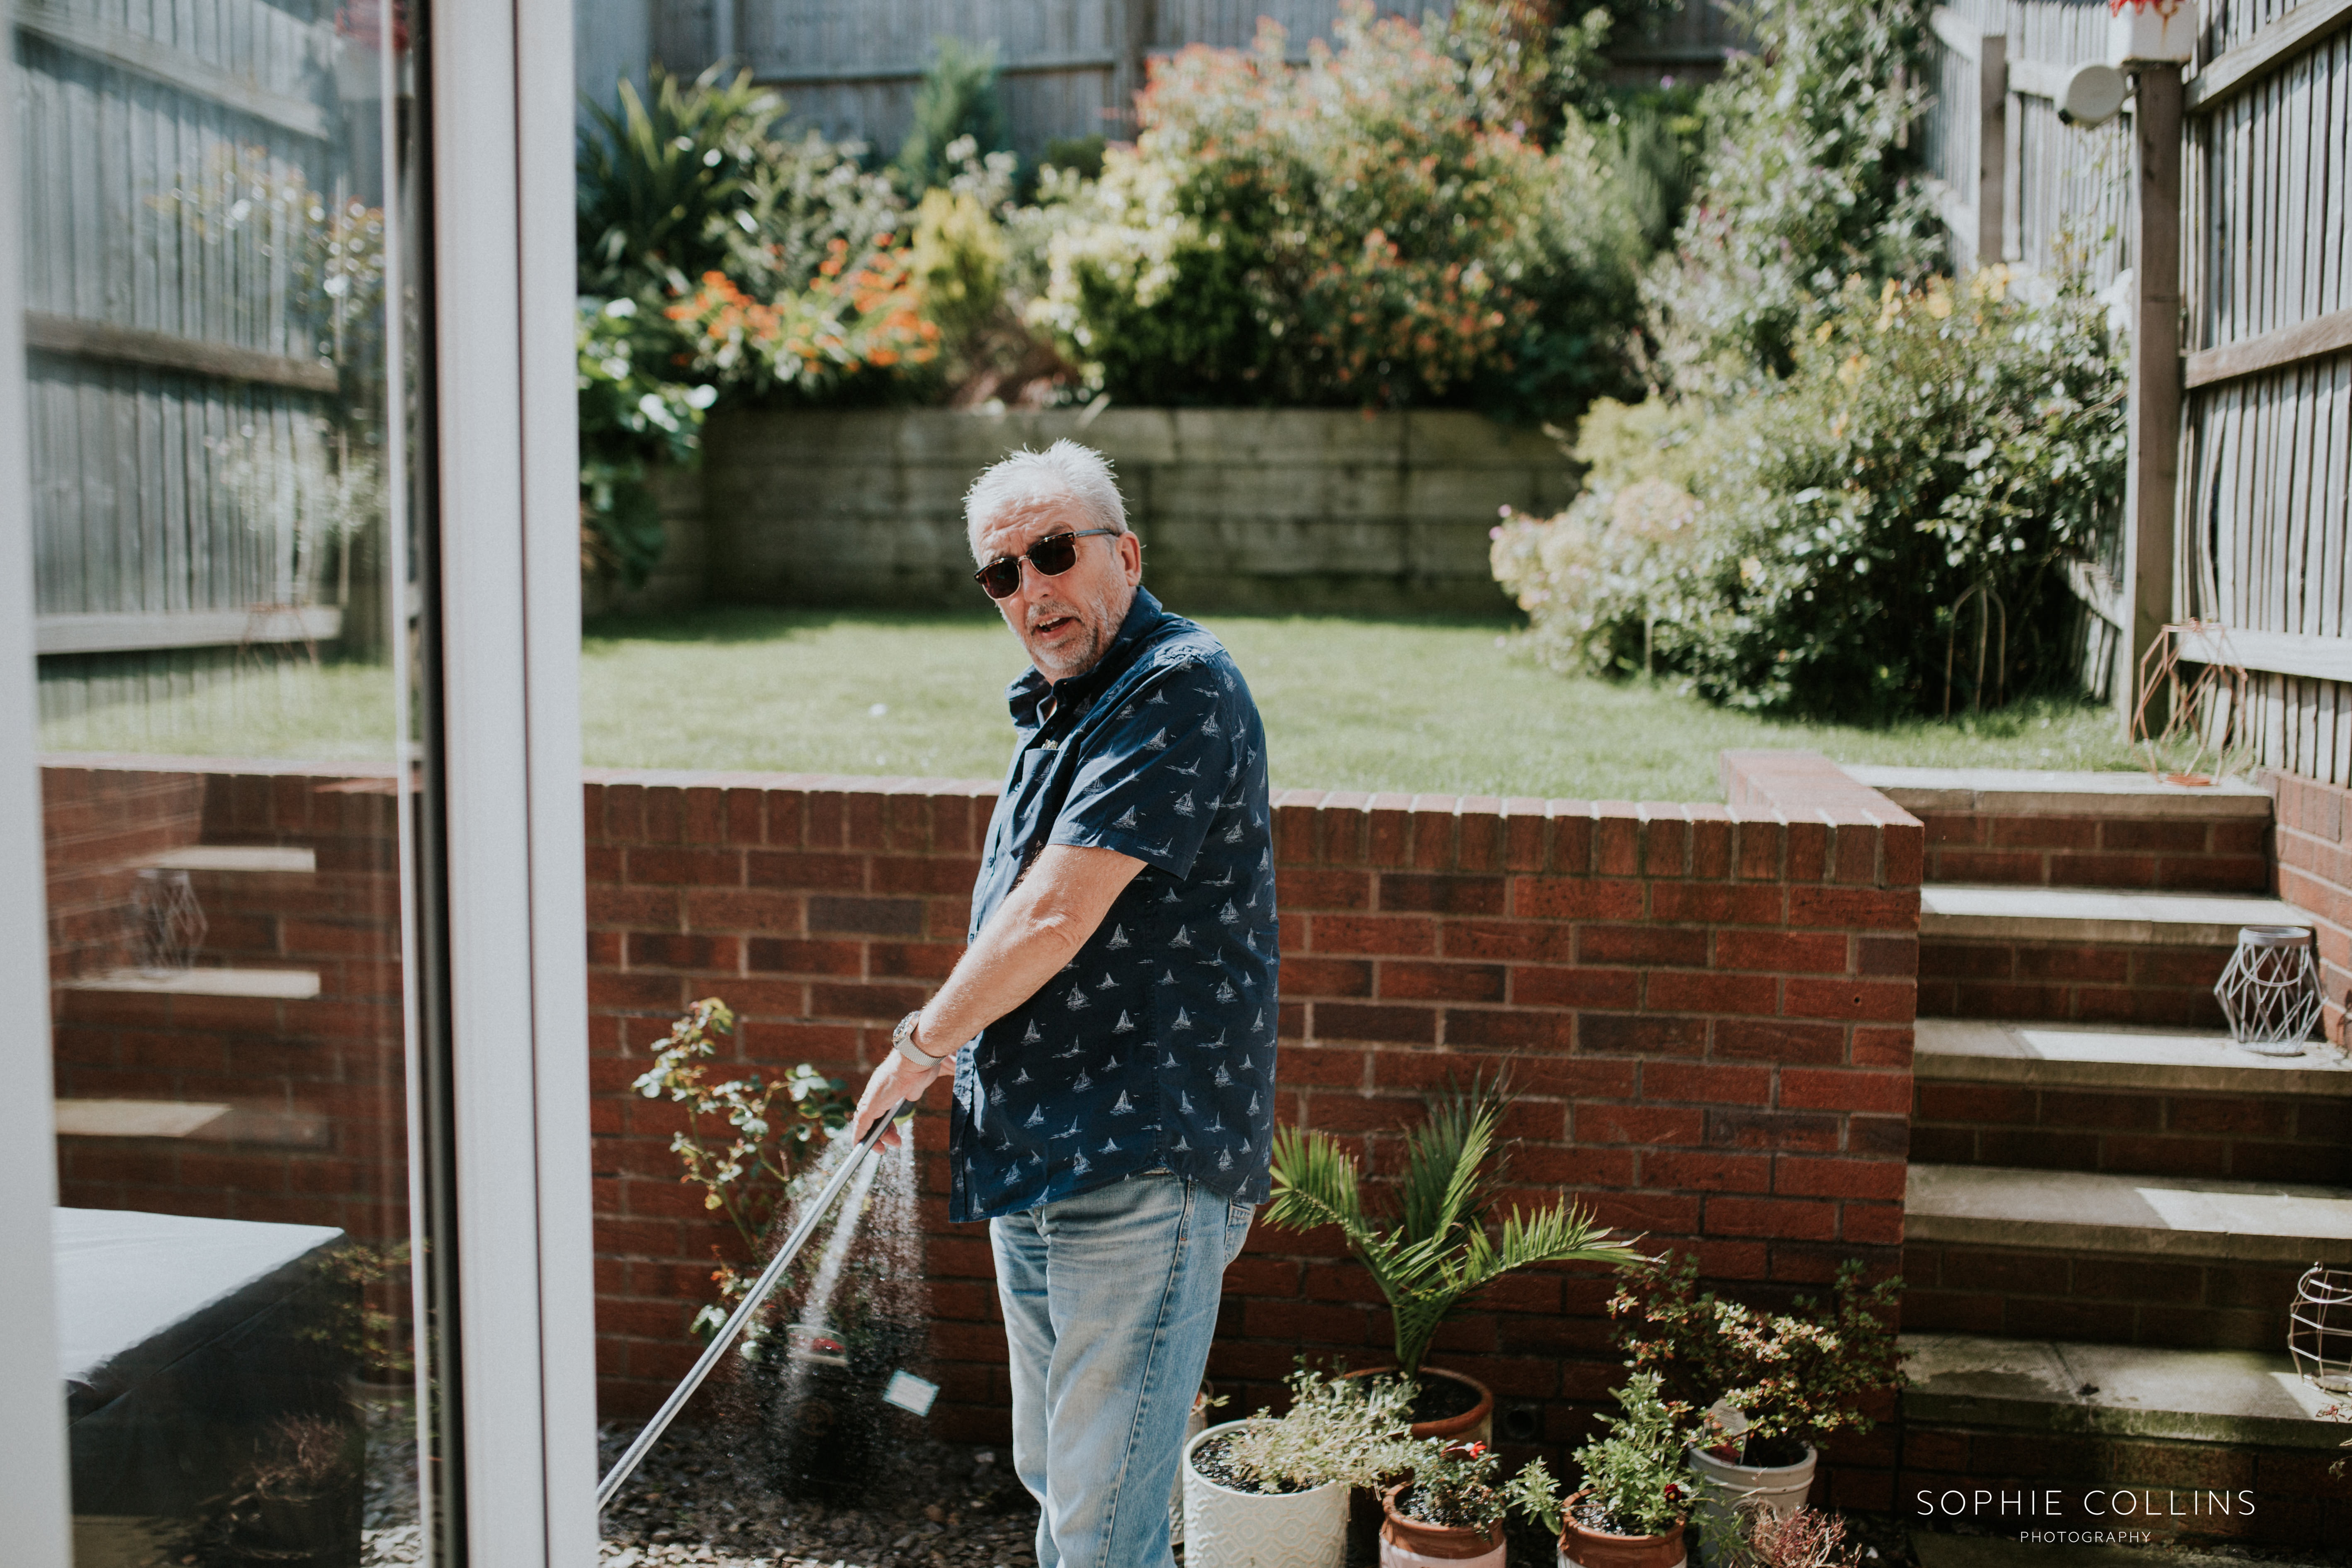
[687, 406, 1576, 616]
[582, 752, 1924, 1507]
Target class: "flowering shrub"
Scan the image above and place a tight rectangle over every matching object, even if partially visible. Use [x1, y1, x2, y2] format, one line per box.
[1394, 1439, 1521, 1531]
[666, 243, 940, 397]
[1608, 1253, 1905, 1456]
[1495, 270, 2125, 719]
[1031, 1, 1636, 413]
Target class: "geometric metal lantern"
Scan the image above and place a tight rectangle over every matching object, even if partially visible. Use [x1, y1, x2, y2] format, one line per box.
[2133, 620, 2251, 786]
[2289, 1265, 2352, 1393]
[2214, 925, 2322, 1056]
[126, 866, 207, 976]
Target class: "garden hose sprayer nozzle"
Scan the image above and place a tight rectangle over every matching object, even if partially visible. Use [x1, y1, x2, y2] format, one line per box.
[596, 1101, 917, 1512]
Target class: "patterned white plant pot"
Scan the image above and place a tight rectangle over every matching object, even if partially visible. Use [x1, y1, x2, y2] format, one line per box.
[1182, 1420, 1350, 1568]
[1171, 1382, 1215, 1547]
[2109, 0, 2196, 63]
[1683, 1444, 1816, 1565]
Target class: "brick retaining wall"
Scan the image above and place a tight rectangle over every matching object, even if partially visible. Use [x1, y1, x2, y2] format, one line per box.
[585, 752, 1924, 1505]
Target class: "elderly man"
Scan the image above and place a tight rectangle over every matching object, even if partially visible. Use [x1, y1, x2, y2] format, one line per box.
[851, 440, 1275, 1568]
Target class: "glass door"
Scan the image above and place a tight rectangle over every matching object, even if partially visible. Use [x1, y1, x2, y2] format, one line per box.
[8, 1, 434, 1562]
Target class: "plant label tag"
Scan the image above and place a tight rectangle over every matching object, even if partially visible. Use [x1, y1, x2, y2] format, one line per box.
[1703, 1398, 1751, 1443]
[882, 1370, 940, 1417]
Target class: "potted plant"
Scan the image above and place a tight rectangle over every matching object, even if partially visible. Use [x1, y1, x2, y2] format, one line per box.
[1608, 1255, 1904, 1558]
[1184, 1367, 1425, 1568]
[1374, 1439, 1529, 1567]
[1266, 1079, 1646, 1439]
[227, 1414, 364, 1565]
[1730, 1500, 1860, 1568]
[1512, 1374, 1691, 1568]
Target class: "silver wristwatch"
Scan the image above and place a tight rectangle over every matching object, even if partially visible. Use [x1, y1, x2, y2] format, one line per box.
[892, 1009, 947, 1068]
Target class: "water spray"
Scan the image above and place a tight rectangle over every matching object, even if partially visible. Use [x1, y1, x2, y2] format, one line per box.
[596, 1101, 916, 1511]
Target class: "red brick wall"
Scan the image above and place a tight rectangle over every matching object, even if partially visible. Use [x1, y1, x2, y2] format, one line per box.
[2268, 768, 2352, 1045]
[584, 754, 1924, 1506]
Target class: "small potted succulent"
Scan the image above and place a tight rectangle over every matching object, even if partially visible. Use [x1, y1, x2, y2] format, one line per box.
[1608, 1255, 1904, 1559]
[1267, 1080, 1645, 1440]
[1184, 1367, 1425, 1568]
[1515, 1374, 1691, 1568]
[1375, 1439, 1521, 1567]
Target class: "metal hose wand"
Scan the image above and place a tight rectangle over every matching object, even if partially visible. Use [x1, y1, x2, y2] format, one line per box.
[596, 1102, 915, 1511]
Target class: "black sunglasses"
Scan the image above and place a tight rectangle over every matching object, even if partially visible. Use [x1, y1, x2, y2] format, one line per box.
[972, 528, 1120, 600]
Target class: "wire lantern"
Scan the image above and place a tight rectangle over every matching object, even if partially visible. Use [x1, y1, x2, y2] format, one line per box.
[2290, 1266, 2352, 1394]
[2214, 925, 2322, 1055]
[126, 867, 207, 976]
[2132, 620, 2251, 785]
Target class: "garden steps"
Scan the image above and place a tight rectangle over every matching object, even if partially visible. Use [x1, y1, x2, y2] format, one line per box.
[1849, 766, 2272, 892]
[1915, 885, 2310, 1028]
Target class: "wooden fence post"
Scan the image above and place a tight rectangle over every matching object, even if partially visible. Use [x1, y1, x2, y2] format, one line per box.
[2120, 64, 2184, 729]
[1976, 32, 2007, 267]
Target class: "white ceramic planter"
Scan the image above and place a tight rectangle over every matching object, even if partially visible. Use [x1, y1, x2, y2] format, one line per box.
[1683, 1444, 1816, 1565]
[1182, 1420, 1350, 1568]
[1170, 1383, 1215, 1547]
[2109, 0, 2196, 63]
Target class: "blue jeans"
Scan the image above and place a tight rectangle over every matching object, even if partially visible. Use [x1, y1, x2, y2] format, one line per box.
[990, 1172, 1255, 1568]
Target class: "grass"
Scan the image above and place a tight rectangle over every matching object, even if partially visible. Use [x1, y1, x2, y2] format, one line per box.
[38, 610, 2142, 801]
[577, 608, 2141, 801]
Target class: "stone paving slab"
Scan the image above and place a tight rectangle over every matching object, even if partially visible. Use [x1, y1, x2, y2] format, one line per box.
[1918, 885, 2309, 946]
[1914, 1019, 2352, 1092]
[1845, 767, 2272, 817]
[1906, 1164, 2352, 1263]
[1901, 1332, 2341, 1447]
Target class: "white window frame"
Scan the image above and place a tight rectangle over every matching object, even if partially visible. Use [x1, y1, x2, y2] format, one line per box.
[0, 0, 596, 1558]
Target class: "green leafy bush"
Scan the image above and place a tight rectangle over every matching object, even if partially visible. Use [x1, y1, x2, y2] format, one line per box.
[892, 38, 1012, 198]
[1496, 271, 2124, 720]
[1644, 0, 1939, 381]
[1030, 1, 1639, 415]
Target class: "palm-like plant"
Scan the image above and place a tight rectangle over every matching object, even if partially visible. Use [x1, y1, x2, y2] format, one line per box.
[1265, 1081, 1648, 1379]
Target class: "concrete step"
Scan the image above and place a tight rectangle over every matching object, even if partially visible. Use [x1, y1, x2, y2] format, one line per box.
[1912, 1021, 2352, 1184]
[1903, 1164, 2352, 1347]
[1901, 1332, 2337, 1448]
[1898, 1333, 2340, 1549]
[1918, 887, 2311, 1028]
[1848, 766, 2272, 892]
[1916, 1019, 2352, 1093]
[148, 845, 316, 873]
[1907, 1164, 2352, 1265]
[51, 1098, 331, 1146]
[57, 966, 321, 999]
[1919, 886, 2308, 946]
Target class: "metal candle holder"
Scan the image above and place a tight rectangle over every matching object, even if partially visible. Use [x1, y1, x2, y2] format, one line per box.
[2289, 1265, 2352, 1394]
[2214, 925, 2320, 1056]
[126, 867, 207, 976]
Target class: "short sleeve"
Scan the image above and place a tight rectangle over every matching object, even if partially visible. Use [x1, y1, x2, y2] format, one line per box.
[1049, 659, 1238, 880]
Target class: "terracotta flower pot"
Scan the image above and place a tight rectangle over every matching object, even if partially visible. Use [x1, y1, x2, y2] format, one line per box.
[1377, 1483, 1506, 1568]
[1556, 1490, 1686, 1568]
[1338, 1365, 1496, 1443]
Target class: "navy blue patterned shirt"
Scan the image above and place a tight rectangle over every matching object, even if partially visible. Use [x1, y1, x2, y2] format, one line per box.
[947, 588, 1279, 1223]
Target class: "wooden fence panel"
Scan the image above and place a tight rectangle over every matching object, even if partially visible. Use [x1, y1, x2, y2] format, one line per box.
[2180, 13, 2352, 780]
[14, 0, 345, 641]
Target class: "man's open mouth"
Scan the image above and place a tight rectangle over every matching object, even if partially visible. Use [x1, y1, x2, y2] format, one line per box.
[1032, 615, 1077, 638]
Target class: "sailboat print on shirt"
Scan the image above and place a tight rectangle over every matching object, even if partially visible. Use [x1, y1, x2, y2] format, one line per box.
[1111, 1091, 1135, 1115]
[1112, 1010, 1136, 1034]
[1159, 968, 1178, 985]
[1099, 1138, 1121, 1155]
[1170, 926, 1192, 948]
[1112, 807, 1139, 829]
[1223, 819, 1245, 844]
[1024, 1019, 1042, 1043]
[1024, 1106, 1046, 1128]
[1160, 885, 1180, 904]
[1213, 1064, 1233, 1087]
[1172, 793, 1194, 817]
[1172, 1008, 1194, 1031]
[1051, 1116, 1083, 1141]
[1072, 1070, 1093, 1092]
[1220, 900, 1242, 925]
[1215, 980, 1236, 1003]
[1106, 925, 1132, 950]
[1071, 1150, 1092, 1176]
[1096, 972, 1119, 990]
[1143, 729, 1169, 751]
[1014, 1067, 1032, 1084]
[1065, 987, 1089, 1011]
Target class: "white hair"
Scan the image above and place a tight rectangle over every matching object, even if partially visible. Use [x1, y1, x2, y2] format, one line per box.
[963, 440, 1128, 559]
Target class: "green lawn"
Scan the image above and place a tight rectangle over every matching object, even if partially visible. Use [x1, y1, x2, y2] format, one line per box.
[577, 608, 2140, 801]
[38, 610, 2140, 800]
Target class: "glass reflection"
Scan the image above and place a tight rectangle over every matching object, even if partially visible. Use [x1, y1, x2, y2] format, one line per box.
[18, 1, 428, 1563]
